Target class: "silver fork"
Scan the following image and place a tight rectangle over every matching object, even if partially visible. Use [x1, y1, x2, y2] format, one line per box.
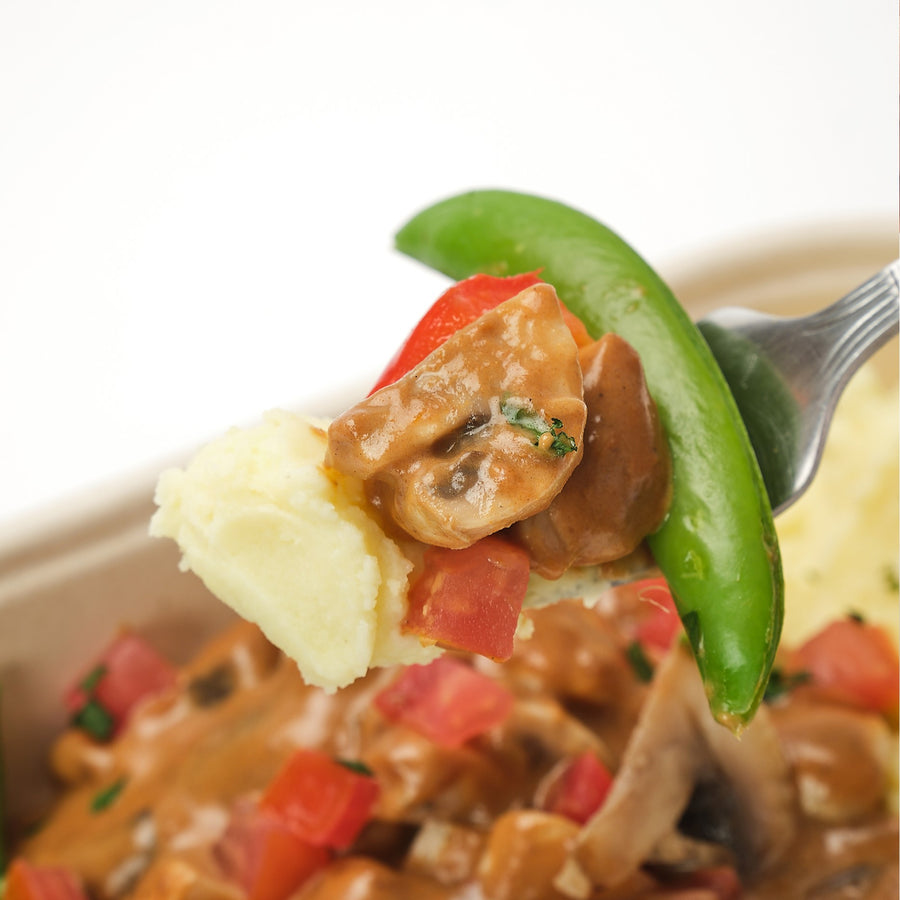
[698, 260, 900, 515]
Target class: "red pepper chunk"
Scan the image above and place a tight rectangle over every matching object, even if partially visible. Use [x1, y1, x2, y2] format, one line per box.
[64, 632, 177, 739]
[5, 860, 89, 900]
[669, 865, 743, 899]
[631, 576, 682, 652]
[403, 536, 531, 662]
[540, 750, 614, 825]
[214, 803, 331, 900]
[369, 271, 591, 393]
[260, 749, 380, 850]
[374, 655, 514, 748]
[786, 616, 900, 717]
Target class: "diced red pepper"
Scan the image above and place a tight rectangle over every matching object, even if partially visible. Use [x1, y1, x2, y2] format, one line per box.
[402, 536, 531, 662]
[374, 655, 514, 748]
[260, 749, 380, 850]
[667, 865, 743, 899]
[631, 577, 682, 652]
[540, 750, 614, 825]
[214, 802, 331, 900]
[5, 860, 89, 900]
[370, 271, 591, 393]
[785, 616, 899, 717]
[605, 576, 682, 661]
[64, 631, 177, 739]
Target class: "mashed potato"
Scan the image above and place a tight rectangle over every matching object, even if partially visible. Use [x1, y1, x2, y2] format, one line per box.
[150, 362, 897, 699]
[777, 365, 899, 647]
[149, 410, 439, 691]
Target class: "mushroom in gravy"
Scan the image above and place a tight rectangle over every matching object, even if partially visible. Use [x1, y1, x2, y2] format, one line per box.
[326, 284, 587, 549]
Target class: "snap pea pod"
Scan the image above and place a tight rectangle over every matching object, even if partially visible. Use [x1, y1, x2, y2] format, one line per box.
[395, 189, 783, 730]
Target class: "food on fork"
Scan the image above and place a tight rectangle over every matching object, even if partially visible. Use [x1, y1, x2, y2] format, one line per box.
[150, 268, 675, 696]
[152, 191, 783, 730]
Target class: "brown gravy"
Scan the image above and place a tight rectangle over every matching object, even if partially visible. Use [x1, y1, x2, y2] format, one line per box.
[14, 596, 898, 899]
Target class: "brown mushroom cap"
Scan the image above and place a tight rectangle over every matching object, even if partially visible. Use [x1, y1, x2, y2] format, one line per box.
[571, 643, 798, 887]
[326, 284, 586, 548]
[513, 333, 672, 579]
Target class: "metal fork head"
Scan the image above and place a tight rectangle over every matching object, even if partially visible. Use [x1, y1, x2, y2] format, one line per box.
[698, 261, 899, 515]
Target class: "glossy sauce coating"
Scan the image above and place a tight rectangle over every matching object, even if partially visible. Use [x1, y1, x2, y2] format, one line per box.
[512, 333, 672, 578]
[326, 284, 587, 549]
[16, 600, 897, 899]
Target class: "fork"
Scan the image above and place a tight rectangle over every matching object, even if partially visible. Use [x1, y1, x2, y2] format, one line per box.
[698, 260, 900, 515]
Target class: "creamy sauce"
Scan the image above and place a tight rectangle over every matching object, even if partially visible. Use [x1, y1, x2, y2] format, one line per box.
[17, 598, 897, 898]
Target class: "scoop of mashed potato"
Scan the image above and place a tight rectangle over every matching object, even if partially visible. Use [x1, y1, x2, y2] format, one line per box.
[777, 364, 899, 647]
[150, 410, 440, 691]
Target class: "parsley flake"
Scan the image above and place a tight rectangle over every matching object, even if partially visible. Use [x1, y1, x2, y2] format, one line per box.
[337, 758, 374, 777]
[763, 668, 812, 703]
[500, 398, 577, 457]
[72, 698, 115, 741]
[91, 778, 126, 813]
[625, 641, 655, 683]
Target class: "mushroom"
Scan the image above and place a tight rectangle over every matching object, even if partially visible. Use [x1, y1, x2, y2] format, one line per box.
[571, 643, 798, 887]
[755, 816, 899, 897]
[512, 332, 672, 579]
[768, 701, 894, 823]
[326, 284, 586, 548]
[477, 809, 581, 900]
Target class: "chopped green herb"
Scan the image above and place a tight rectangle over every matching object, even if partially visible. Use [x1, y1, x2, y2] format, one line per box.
[625, 641, 654, 683]
[764, 667, 812, 702]
[847, 610, 866, 624]
[337, 758, 374, 777]
[884, 566, 899, 593]
[79, 663, 108, 695]
[500, 398, 577, 456]
[72, 698, 115, 741]
[91, 777, 127, 813]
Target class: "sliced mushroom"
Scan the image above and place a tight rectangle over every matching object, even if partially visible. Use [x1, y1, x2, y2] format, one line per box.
[477, 809, 581, 900]
[642, 828, 736, 874]
[362, 724, 517, 824]
[403, 819, 486, 886]
[571, 643, 798, 887]
[326, 284, 586, 548]
[754, 815, 899, 898]
[768, 701, 894, 823]
[485, 599, 646, 727]
[803, 860, 899, 900]
[513, 333, 672, 578]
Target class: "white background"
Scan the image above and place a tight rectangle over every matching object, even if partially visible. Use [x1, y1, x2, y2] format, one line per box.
[0, 1, 896, 529]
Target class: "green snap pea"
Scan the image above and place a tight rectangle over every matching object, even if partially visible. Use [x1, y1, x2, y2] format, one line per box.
[395, 189, 783, 730]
